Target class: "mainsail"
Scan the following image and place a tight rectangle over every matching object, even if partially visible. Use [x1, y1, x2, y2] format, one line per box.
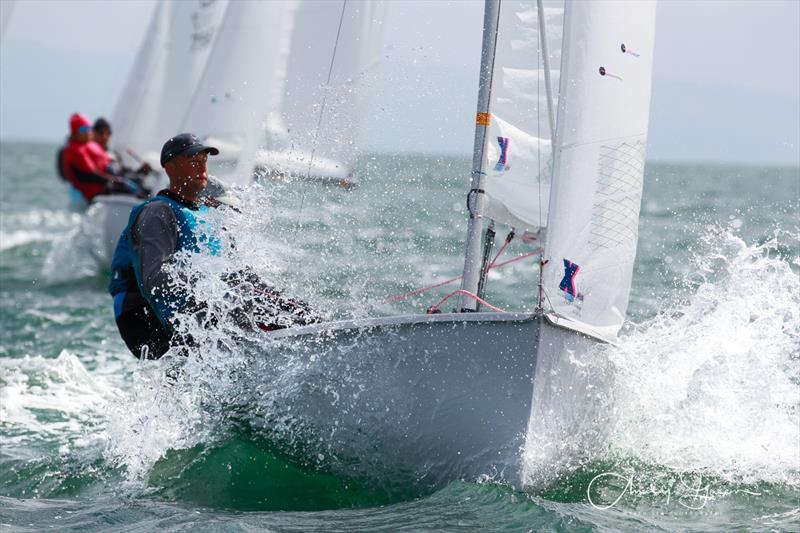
[484, 0, 564, 233]
[180, 0, 296, 183]
[111, 0, 228, 166]
[275, 0, 388, 178]
[542, 0, 657, 338]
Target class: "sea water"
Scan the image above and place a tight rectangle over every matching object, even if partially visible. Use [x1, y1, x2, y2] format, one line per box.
[0, 141, 798, 531]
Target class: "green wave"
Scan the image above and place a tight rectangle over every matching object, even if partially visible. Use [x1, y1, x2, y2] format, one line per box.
[147, 434, 425, 511]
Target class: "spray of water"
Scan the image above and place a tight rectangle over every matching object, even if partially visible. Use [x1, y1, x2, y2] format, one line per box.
[606, 228, 799, 486]
[102, 187, 798, 497]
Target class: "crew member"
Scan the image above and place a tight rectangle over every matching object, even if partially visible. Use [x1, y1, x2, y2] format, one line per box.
[109, 133, 318, 359]
[59, 113, 117, 202]
[93, 117, 152, 177]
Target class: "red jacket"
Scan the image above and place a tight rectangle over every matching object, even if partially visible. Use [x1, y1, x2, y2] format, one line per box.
[61, 140, 112, 201]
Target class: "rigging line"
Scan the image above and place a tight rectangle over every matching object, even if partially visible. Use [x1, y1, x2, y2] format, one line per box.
[295, 0, 349, 227]
[428, 289, 506, 314]
[382, 249, 541, 305]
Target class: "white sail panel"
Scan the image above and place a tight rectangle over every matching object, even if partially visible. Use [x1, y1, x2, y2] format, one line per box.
[542, 0, 657, 338]
[109, 1, 165, 165]
[111, 0, 228, 167]
[181, 0, 296, 183]
[0, 0, 15, 42]
[277, 0, 387, 178]
[484, 0, 564, 233]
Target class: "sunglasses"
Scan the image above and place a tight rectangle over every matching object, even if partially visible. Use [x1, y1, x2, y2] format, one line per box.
[78, 125, 92, 133]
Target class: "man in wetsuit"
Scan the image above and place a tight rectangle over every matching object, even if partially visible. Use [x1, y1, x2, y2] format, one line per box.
[109, 133, 319, 359]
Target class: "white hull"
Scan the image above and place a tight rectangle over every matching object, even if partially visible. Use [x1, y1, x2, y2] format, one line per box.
[253, 149, 355, 187]
[234, 312, 599, 492]
[81, 194, 140, 267]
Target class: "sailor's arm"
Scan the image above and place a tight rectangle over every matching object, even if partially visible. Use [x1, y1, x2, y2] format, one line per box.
[131, 202, 178, 300]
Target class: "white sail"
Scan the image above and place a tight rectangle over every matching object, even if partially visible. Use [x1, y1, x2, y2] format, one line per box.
[181, 0, 296, 183]
[111, 0, 228, 167]
[0, 0, 15, 42]
[542, 0, 657, 338]
[110, 1, 164, 165]
[274, 0, 387, 178]
[485, 0, 564, 234]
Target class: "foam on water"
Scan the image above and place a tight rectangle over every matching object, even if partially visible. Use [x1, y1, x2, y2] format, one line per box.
[0, 351, 115, 457]
[100, 197, 799, 499]
[0, 210, 81, 251]
[605, 228, 799, 486]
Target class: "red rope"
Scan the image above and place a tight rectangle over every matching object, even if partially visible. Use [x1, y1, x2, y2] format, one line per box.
[381, 274, 462, 305]
[381, 247, 543, 305]
[489, 235, 512, 268]
[427, 289, 506, 314]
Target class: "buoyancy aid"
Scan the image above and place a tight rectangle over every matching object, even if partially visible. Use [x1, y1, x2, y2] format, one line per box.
[109, 191, 221, 325]
[60, 140, 112, 201]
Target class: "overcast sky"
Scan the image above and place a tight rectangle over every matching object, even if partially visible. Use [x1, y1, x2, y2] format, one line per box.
[1, 0, 798, 165]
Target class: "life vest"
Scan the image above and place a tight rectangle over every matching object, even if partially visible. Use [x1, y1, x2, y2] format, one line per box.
[109, 192, 221, 325]
[60, 141, 112, 202]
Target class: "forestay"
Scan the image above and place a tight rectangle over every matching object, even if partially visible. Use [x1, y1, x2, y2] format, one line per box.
[181, 0, 297, 184]
[484, 0, 564, 234]
[111, 0, 228, 167]
[542, 0, 656, 338]
[279, 0, 387, 176]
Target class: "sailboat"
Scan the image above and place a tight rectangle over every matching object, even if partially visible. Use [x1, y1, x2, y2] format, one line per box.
[111, 0, 228, 170]
[244, 0, 657, 491]
[180, 0, 297, 186]
[253, 0, 388, 186]
[79, 0, 228, 265]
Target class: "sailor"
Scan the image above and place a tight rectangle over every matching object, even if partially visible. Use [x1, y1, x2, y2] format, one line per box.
[58, 113, 143, 203]
[93, 117, 152, 179]
[109, 133, 319, 359]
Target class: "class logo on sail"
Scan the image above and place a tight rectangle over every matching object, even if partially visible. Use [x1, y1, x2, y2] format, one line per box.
[494, 136, 510, 172]
[559, 259, 584, 304]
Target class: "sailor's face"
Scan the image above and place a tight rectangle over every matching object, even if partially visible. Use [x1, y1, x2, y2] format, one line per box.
[75, 129, 91, 143]
[94, 128, 111, 148]
[168, 152, 208, 198]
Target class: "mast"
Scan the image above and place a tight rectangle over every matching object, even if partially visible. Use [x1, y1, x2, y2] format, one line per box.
[458, 0, 501, 312]
[536, 0, 558, 310]
[537, 0, 557, 156]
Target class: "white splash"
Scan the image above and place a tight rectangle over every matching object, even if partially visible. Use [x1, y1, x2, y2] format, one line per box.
[0, 351, 116, 451]
[605, 228, 799, 486]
